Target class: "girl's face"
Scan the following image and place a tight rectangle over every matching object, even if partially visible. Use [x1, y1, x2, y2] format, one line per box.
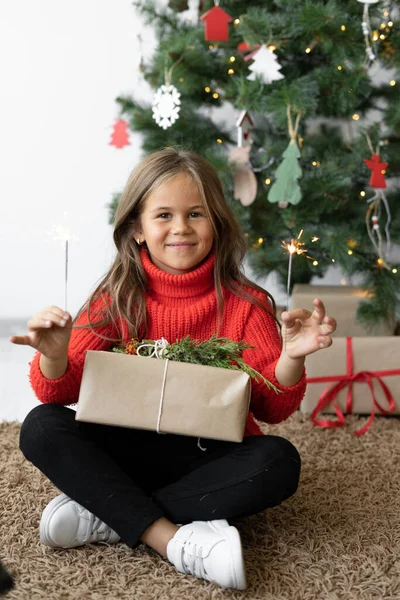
[136, 173, 215, 275]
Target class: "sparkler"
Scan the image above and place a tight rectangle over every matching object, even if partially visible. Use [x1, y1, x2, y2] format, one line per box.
[281, 230, 308, 312]
[46, 213, 78, 312]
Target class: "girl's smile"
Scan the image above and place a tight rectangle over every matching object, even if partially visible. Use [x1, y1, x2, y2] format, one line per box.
[167, 243, 196, 248]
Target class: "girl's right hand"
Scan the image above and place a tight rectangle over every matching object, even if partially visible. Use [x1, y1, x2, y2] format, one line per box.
[9, 306, 72, 361]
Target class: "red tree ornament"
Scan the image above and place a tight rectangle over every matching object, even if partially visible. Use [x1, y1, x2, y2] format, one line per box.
[200, 5, 233, 41]
[364, 153, 388, 188]
[109, 119, 130, 149]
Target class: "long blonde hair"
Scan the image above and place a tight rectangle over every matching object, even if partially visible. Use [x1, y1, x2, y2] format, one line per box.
[74, 147, 276, 341]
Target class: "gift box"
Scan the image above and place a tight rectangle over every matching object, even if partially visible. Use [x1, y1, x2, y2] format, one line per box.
[301, 337, 400, 434]
[291, 284, 394, 337]
[75, 350, 251, 442]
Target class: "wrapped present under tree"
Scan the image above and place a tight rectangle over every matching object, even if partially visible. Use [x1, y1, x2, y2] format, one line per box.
[291, 285, 394, 337]
[301, 336, 400, 435]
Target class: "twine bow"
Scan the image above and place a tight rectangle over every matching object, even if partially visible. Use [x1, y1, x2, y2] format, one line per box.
[136, 338, 169, 434]
[134, 337, 208, 450]
[307, 337, 397, 435]
[136, 337, 169, 359]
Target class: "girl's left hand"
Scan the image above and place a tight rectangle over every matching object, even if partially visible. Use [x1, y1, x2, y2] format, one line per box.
[281, 298, 337, 360]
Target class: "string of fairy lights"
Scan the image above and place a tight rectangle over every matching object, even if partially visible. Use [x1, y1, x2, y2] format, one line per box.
[201, 8, 396, 108]
[195, 3, 398, 285]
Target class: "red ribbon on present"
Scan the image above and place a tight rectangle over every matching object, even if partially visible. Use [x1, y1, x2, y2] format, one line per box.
[307, 337, 398, 435]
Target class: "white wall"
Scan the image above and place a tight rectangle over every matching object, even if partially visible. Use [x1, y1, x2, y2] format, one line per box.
[0, 0, 156, 320]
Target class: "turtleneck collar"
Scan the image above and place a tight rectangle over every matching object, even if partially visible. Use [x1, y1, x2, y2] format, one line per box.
[140, 248, 215, 298]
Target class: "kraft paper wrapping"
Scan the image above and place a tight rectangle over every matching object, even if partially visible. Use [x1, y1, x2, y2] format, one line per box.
[301, 337, 400, 415]
[75, 351, 251, 442]
[291, 284, 394, 337]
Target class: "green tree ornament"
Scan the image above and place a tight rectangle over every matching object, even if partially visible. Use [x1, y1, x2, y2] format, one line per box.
[268, 105, 302, 206]
[268, 140, 302, 206]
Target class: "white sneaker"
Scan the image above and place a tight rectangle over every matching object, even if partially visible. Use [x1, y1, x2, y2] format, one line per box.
[166, 519, 247, 590]
[40, 493, 120, 548]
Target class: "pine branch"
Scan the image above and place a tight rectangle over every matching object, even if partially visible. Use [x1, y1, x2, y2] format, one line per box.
[112, 335, 280, 393]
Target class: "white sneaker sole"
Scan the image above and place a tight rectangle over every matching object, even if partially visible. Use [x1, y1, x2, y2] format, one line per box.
[40, 493, 73, 548]
[211, 520, 247, 590]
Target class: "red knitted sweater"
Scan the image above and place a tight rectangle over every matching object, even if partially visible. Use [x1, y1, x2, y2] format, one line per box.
[29, 249, 306, 436]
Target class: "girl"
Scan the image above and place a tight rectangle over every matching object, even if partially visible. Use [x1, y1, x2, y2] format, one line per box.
[12, 148, 336, 591]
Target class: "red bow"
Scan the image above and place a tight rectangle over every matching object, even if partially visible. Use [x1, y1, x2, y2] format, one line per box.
[307, 337, 397, 435]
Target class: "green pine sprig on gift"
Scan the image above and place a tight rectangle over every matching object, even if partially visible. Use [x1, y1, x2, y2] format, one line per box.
[112, 335, 280, 394]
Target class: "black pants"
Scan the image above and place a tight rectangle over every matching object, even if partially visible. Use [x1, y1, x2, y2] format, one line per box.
[20, 404, 301, 549]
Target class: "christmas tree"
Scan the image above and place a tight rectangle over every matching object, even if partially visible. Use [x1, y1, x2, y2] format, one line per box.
[110, 0, 400, 328]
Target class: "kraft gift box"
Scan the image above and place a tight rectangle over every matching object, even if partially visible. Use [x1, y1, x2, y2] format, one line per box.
[75, 351, 251, 442]
[301, 337, 400, 419]
[291, 284, 394, 337]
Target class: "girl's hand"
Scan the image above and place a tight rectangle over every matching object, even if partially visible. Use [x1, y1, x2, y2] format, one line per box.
[281, 298, 336, 360]
[10, 306, 72, 361]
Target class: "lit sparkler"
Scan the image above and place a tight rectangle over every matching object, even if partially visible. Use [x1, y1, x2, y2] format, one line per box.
[281, 230, 308, 311]
[46, 213, 78, 312]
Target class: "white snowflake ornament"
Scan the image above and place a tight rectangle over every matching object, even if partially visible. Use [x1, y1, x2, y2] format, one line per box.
[152, 84, 181, 130]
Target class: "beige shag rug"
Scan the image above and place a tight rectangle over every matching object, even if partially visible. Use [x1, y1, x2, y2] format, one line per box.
[1, 413, 400, 600]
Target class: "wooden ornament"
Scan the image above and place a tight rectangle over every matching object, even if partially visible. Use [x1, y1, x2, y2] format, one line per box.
[229, 146, 258, 206]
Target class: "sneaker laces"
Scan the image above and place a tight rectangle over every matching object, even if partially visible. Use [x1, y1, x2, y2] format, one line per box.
[180, 540, 208, 580]
[87, 513, 112, 542]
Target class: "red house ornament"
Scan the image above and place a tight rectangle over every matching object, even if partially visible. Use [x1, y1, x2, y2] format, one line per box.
[364, 154, 388, 189]
[200, 5, 233, 42]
